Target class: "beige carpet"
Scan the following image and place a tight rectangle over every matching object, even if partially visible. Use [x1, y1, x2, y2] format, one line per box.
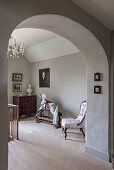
[8, 117, 111, 170]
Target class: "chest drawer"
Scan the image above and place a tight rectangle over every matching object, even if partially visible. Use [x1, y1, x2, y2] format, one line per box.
[13, 95, 37, 117]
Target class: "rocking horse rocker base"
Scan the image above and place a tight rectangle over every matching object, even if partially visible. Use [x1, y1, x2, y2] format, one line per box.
[36, 107, 62, 129]
[36, 94, 62, 128]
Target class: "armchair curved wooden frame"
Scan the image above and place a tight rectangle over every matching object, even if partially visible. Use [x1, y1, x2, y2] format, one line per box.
[62, 101, 87, 140]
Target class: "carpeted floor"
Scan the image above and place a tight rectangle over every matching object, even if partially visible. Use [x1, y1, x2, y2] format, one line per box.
[8, 117, 111, 170]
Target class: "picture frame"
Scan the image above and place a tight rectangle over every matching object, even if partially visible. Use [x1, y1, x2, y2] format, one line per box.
[94, 86, 101, 94]
[94, 72, 101, 81]
[39, 68, 50, 87]
[12, 73, 22, 82]
[12, 83, 22, 92]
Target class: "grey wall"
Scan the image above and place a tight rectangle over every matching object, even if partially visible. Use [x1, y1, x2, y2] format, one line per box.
[8, 56, 31, 104]
[19, 15, 109, 161]
[110, 31, 114, 158]
[1, 0, 111, 58]
[31, 52, 87, 117]
[0, 1, 112, 169]
[0, 45, 8, 170]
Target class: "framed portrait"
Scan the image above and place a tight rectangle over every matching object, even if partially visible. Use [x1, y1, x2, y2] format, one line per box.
[12, 83, 22, 92]
[12, 73, 22, 82]
[39, 68, 50, 87]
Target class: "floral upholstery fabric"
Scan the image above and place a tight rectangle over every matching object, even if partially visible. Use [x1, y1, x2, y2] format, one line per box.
[62, 101, 87, 129]
[62, 118, 83, 129]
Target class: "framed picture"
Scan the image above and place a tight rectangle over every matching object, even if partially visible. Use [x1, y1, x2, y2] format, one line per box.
[39, 68, 50, 87]
[12, 83, 22, 92]
[94, 86, 101, 94]
[94, 72, 100, 81]
[12, 73, 22, 82]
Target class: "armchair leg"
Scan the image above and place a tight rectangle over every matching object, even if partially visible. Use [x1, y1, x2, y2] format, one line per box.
[64, 127, 67, 140]
[80, 128, 85, 137]
[62, 127, 64, 133]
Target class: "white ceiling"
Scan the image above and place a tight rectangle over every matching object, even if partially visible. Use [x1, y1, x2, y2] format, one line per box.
[12, 28, 79, 63]
[12, 28, 58, 48]
[70, 0, 114, 30]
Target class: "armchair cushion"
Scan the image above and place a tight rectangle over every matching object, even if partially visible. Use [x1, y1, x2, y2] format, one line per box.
[62, 101, 87, 129]
[62, 118, 83, 129]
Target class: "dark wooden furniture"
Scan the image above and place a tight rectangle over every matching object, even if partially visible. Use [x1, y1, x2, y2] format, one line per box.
[13, 95, 37, 118]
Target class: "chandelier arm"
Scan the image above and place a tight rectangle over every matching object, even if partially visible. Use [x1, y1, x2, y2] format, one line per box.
[7, 36, 25, 58]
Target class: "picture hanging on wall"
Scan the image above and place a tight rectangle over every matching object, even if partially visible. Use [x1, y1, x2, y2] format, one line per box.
[39, 68, 50, 88]
[12, 73, 22, 82]
[12, 83, 22, 92]
[94, 85, 101, 94]
[94, 72, 101, 81]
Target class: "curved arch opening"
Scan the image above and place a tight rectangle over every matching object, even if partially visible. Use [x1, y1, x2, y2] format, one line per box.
[8, 14, 109, 163]
[8, 27, 87, 119]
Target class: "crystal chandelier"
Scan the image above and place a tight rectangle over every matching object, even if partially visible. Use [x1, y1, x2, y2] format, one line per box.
[7, 36, 25, 58]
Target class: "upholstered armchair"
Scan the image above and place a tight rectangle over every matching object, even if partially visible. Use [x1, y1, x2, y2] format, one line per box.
[62, 101, 87, 139]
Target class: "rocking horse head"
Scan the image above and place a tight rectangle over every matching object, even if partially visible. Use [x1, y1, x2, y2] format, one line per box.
[40, 94, 47, 105]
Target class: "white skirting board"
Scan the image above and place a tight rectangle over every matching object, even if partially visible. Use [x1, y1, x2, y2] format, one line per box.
[85, 146, 109, 162]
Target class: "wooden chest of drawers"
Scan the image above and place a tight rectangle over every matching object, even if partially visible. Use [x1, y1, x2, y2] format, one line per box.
[13, 95, 37, 117]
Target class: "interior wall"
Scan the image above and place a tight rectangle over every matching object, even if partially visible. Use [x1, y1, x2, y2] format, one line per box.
[110, 31, 114, 159]
[19, 15, 109, 161]
[8, 56, 31, 104]
[0, 1, 111, 167]
[0, 46, 8, 170]
[31, 52, 87, 117]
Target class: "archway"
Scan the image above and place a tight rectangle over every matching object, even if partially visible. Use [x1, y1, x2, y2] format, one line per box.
[0, 1, 112, 169]
[9, 28, 89, 169]
[10, 14, 109, 161]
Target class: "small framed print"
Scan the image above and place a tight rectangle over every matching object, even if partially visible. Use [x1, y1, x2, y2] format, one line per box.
[12, 73, 22, 82]
[94, 86, 101, 94]
[12, 83, 22, 92]
[94, 72, 100, 81]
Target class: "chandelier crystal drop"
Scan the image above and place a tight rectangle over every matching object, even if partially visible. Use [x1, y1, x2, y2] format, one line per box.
[7, 36, 25, 58]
